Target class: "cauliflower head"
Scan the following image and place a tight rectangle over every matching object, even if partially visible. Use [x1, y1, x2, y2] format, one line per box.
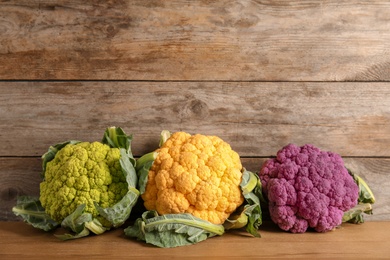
[259, 144, 359, 233]
[141, 132, 244, 225]
[39, 141, 128, 223]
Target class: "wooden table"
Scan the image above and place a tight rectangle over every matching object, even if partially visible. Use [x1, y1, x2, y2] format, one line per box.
[1, 221, 389, 259]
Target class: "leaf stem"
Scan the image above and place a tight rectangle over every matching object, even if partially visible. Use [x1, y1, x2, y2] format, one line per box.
[145, 214, 225, 235]
[136, 151, 158, 172]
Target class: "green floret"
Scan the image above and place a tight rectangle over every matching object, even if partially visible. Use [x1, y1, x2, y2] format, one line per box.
[39, 141, 128, 223]
[13, 127, 140, 240]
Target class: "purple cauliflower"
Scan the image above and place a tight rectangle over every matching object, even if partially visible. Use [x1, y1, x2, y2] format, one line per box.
[259, 144, 359, 233]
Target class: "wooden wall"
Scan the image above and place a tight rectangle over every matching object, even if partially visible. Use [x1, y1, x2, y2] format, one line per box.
[1, 1, 389, 221]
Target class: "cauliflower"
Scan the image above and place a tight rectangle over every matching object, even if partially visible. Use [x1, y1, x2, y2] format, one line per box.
[39, 141, 127, 222]
[12, 127, 140, 240]
[125, 130, 263, 247]
[141, 131, 244, 225]
[259, 143, 373, 233]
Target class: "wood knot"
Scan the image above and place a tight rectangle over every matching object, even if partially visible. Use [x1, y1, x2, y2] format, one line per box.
[181, 99, 209, 119]
[105, 25, 119, 38]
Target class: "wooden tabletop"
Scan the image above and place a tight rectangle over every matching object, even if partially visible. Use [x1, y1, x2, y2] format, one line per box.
[1, 221, 389, 259]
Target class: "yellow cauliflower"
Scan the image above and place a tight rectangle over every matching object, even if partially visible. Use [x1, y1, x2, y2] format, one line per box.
[140, 131, 244, 225]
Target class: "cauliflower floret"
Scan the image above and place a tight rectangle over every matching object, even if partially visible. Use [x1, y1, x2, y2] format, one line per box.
[39, 141, 128, 223]
[259, 143, 359, 233]
[141, 132, 244, 225]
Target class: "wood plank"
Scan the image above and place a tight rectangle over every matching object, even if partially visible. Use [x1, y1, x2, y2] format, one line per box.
[1, 221, 390, 258]
[1, 157, 388, 221]
[1, 81, 390, 157]
[0, 158, 41, 221]
[1, 1, 389, 80]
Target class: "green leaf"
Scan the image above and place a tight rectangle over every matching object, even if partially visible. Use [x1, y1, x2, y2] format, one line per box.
[102, 126, 135, 164]
[135, 151, 157, 194]
[84, 218, 108, 235]
[342, 203, 373, 224]
[347, 168, 375, 204]
[95, 148, 140, 227]
[60, 204, 92, 234]
[55, 204, 109, 240]
[125, 218, 146, 241]
[223, 205, 248, 230]
[237, 168, 263, 237]
[95, 188, 139, 228]
[124, 211, 224, 248]
[345, 168, 376, 224]
[135, 151, 157, 172]
[12, 196, 58, 231]
[134, 130, 169, 193]
[119, 148, 138, 188]
[241, 168, 258, 195]
[56, 227, 91, 240]
[137, 160, 153, 194]
[159, 130, 171, 147]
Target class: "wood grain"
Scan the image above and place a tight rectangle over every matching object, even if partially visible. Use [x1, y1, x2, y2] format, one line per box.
[0, 158, 41, 221]
[0, 1, 389, 225]
[2, 157, 388, 221]
[1, 221, 390, 258]
[0, 2, 389, 256]
[0, 0, 389, 80]
[1, 82, 390, 157]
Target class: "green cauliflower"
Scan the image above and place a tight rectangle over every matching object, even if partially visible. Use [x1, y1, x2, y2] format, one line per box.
[13, 127, 140, 240]
[40, 141, 128, 223]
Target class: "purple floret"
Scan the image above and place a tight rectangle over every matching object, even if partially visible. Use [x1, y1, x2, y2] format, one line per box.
[259, 144, 359, 233]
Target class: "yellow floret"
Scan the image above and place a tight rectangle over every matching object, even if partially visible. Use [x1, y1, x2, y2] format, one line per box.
[141, 132, 244, 224]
